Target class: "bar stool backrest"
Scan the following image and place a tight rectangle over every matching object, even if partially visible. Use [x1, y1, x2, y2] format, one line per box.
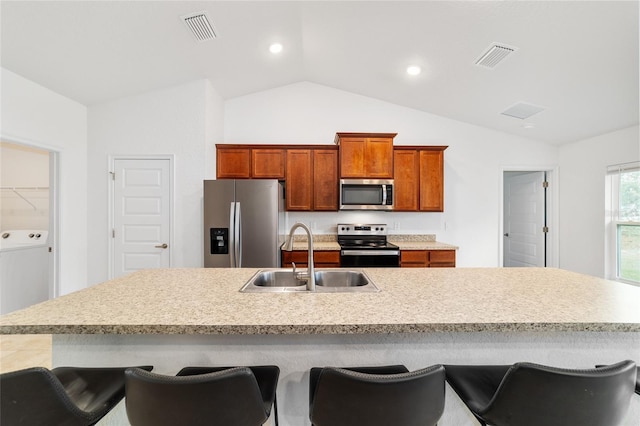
[310, 365, 445, 426]
[482, 360, 637, 426]
[1, 365, 151, 426]
[125, 367, 268, 426]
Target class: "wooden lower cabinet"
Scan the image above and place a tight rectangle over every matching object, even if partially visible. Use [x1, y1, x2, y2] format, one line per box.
[281, 250, 340, 268]
[400, 250, 456, 268]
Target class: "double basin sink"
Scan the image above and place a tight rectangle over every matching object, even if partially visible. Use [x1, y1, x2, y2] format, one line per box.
[240, 269, 379, 293]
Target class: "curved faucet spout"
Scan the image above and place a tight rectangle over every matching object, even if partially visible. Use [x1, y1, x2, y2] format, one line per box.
[284, 222, 315, 291]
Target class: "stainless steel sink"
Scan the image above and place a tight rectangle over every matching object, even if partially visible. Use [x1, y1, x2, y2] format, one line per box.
[240, 269, 379, 293]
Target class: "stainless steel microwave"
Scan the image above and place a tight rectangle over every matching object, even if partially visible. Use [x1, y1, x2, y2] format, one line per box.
[339, 179, 394, 211]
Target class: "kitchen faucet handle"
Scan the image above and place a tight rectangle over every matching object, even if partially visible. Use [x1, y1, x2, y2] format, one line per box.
[291, 262, 297, 275]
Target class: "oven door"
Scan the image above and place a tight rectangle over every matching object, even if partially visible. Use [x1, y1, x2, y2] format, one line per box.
[340, 249, 400, 267]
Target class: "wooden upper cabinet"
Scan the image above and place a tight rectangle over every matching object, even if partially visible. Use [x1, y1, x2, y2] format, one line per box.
[251, 148, 285, 179]
[313, 149, 339, 211]
[286, 149, 313, 211]
[393, 146, 447, 212]
[419, 149, 444, 212]
[393, 150, 420, 211]
[335, 133, 395, 178]
[286, 148, 338, 211]
[217, 147, 251, 178]
[216, 145, 285, 179]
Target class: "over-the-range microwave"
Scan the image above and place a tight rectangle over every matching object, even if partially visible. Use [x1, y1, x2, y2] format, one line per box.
[339, 179, 394, 211]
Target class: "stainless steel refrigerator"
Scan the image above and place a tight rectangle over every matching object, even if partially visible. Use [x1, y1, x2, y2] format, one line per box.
[204, 179, 285, 268]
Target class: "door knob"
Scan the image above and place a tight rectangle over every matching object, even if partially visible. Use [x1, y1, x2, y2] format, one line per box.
[155, 243, 168, 249]
[503, 233, 509, 237]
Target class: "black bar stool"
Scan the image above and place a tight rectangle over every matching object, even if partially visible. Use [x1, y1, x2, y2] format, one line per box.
[309, 364, 445, 426]
[445, 360, 637, 426]
[0, 365, 153, 425]
[177, 366, 280, 425]
[125, 365, 279, 426]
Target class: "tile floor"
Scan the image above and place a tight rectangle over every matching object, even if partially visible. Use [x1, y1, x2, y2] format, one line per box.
[0, 334, 52, 373]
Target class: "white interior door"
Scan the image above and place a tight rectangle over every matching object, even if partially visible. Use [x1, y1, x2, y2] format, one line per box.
[503, 171, 546, 267]
[113, 158, 171, 278]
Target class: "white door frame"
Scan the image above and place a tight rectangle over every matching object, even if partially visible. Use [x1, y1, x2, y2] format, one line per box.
[0, 134, 60, 298]
[499, 166, 559, 268]
[108, 155, 174, 280]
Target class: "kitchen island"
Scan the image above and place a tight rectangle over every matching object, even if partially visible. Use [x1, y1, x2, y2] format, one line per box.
[1, 267, 639, 425]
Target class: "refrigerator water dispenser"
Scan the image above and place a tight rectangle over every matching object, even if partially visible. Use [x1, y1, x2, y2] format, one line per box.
[210, 228, 229, 254]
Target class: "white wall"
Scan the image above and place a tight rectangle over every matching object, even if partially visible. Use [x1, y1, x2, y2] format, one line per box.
[1, 68, 88, 295]
[224, 82, 559, 267]
[558, 125, 640, 278]
[87, 79, 224, 285]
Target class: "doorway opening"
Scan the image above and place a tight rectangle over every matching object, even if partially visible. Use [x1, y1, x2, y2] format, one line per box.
[0, 140, 59, 313]
[501, 168, 558, 268]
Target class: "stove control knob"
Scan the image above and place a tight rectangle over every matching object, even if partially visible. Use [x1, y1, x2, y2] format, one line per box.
[379, 227, 384, 231]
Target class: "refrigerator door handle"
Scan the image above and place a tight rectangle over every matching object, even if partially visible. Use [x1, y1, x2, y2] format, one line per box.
[236, 202, 242, 267]
[229, 202, 236, 267]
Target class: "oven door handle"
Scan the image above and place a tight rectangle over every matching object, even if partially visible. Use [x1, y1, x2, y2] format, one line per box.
[341, 250, 400, 256]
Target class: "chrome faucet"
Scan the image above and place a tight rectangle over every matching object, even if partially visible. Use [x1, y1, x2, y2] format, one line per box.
[283, 222, 315, 291]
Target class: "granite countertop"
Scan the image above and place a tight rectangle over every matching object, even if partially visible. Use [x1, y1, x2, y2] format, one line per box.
[287, 234, 458, 251]
[1, 267, 639, 335]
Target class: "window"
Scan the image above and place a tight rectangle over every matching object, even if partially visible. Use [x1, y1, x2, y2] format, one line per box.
[607, 162, 640, 284]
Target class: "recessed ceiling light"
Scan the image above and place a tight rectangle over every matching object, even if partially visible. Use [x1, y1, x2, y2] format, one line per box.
[406, 66, 421, 76]
[523, 123, 535, 129]
[269, 43, 283, 54]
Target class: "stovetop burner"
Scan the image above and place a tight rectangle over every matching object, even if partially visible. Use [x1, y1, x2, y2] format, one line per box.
[337, 224, 398, 250]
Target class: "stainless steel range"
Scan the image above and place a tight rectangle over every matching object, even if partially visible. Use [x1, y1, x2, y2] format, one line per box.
[337, 224, 400, 267]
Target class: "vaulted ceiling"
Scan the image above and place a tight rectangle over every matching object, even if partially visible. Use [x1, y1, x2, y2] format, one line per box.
[2, 1, 638, 145]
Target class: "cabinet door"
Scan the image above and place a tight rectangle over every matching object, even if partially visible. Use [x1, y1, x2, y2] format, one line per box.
[282, 250, 340, 268]
[428, 250, 456, 267]
[313, 149, 338, 211]
[286, 149, 313, 211]
[393, 150, 419, 211]
[366, 138, 394, 178]
[419, 150, 444, 212]
[251, 149, 285, 179]
[400, 250, 428, 267]
[339, 138, 366, 178]
[217, 148, 250, 178]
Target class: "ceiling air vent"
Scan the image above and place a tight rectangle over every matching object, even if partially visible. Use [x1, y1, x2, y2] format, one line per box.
[501, 102, 546, 120]
[474, 43, 517, 69]
[182, 11, 216, 42]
